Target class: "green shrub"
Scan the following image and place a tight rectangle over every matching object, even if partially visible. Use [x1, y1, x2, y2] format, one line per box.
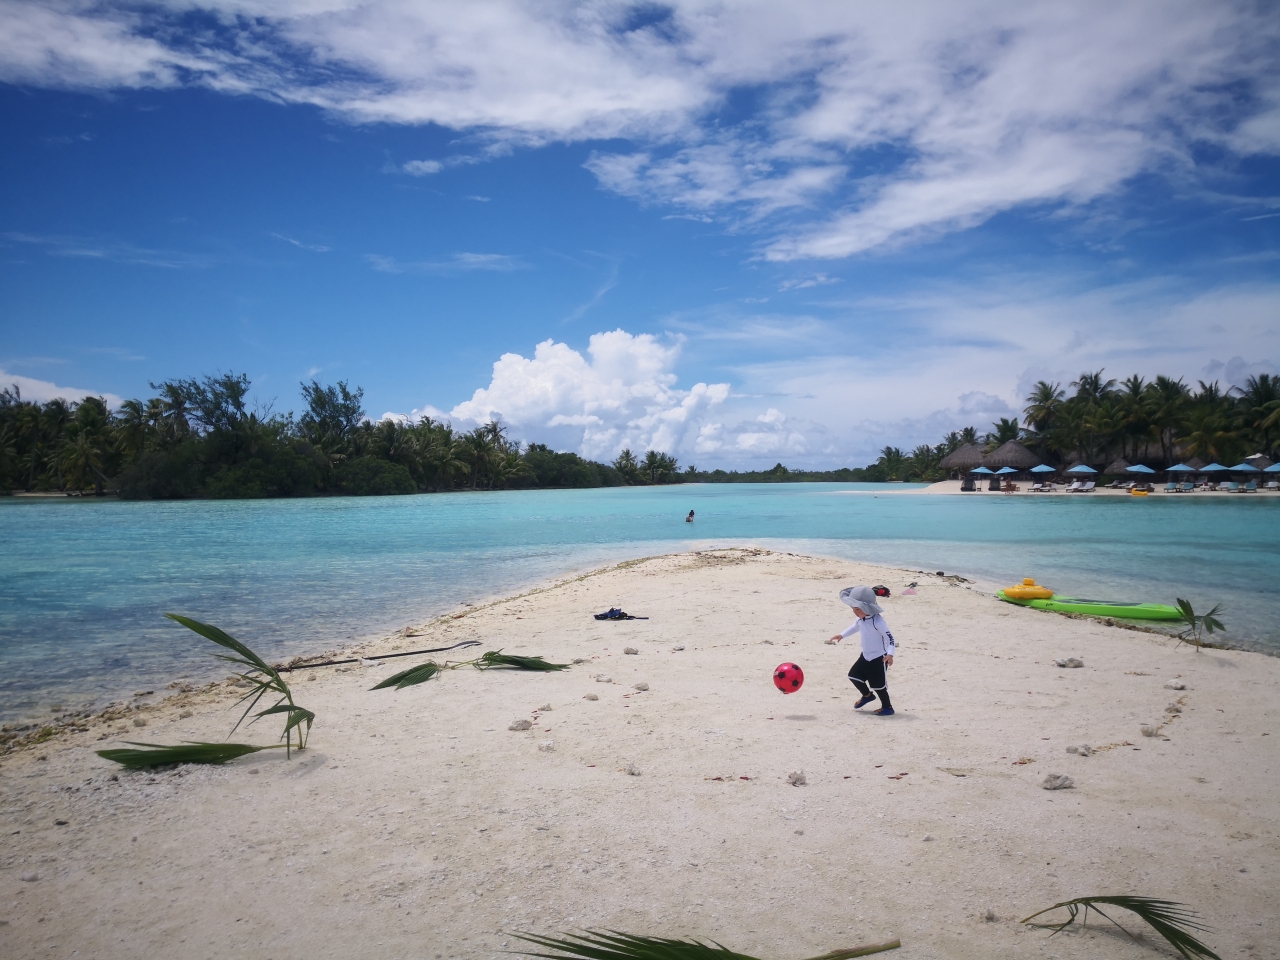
[333, 457, 416, 496]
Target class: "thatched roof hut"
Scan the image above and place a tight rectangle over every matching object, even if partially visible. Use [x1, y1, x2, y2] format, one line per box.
[1104, 457, 1130, 474]
[938, 443, 986, 471]
[1184, 457, 1206, 470]
[982, 439, 1041, 470]
[1245, 454, 1275, 470]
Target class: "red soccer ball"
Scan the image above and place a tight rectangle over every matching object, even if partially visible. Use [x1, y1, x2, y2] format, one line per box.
[773, 662, 804, 694]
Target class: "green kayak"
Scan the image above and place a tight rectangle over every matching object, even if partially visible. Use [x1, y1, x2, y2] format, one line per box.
[996, 590, 1181, 621]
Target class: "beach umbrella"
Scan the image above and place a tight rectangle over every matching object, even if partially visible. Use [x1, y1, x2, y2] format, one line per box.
[971, 466, 994, 475]
[1065, 464, 1097, 474]
[1125, 464, 1156, 474]
[1030, 463, 1056, 473]
[1227, 462, 1260, 472]
[995, 466, 1018, 475]
[1167, 463, 1195, 472]
[1267, 463, 1280, 473]
[1200, 463, 1228, 472]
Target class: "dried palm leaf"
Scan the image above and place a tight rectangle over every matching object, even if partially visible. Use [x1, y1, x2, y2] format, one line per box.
[1022, 896, 1219, 960]
[511, 930, 900, 960]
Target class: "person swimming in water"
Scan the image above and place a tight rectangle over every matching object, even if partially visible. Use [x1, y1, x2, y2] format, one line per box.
[686, 509, 695, 522]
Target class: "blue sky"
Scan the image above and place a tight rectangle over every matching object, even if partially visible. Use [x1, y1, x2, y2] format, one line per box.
[1, 2, 1278, 467]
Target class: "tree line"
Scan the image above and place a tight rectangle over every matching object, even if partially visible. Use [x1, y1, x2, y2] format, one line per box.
[873, 371, 1280, 482]
[0, 374, 693, 498]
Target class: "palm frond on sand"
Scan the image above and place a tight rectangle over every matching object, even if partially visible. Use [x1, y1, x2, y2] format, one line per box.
[510, 930, 900, 960]
[1022, 896, 1220, 960]
[474, 650, 570, 671]
[372, 660, 443, 690]
[372, 650, 569, 690]
[164, 613, 312, 755]
[96, 741, 279, 769]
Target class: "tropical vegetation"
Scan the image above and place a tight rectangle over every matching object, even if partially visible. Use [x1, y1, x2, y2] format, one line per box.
[0, 374, 660, 498]
[872, 370, 1279, 482]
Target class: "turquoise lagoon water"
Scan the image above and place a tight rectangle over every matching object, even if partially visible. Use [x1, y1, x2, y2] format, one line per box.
[2, 483, 1278, 720]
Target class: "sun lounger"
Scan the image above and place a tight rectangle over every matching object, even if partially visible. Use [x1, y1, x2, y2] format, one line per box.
[1164, 482, 1177, 492]
[1225, 481, 1240, 492]
[1065, 480, 1083, 492]
[1081, 481, 1096, 492]
[1266, 481, 1279, 491]
[1244, 480, 1257, 493]
[1178, 482, 1194, 492]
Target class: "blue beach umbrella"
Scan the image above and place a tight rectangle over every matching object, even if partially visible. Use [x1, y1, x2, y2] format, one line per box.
[1267, 463, 1280, 473]
[995, 466, 1018, 475]
[1125, 464, 1156, 474]
[1030, 464, 1056, 473]
[971, 466, 994, 474]
[1200, 463, 1228, 472]
[1167, 463, 1195, 472]
[1065, 464, 1097, 474]
[1227, 462, 1260, 472]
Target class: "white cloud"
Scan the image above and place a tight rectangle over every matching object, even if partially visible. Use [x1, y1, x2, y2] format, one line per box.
[403, 329, 732, 460]
[271, 232, 330, 252]
[3, 3, 1276, 257]
[402, 159, 442, 176]
[364, 252, 526, 273]
[0, 368, 124, 407]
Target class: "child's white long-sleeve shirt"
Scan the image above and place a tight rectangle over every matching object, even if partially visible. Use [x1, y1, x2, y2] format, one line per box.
[840, 614, 897, 660]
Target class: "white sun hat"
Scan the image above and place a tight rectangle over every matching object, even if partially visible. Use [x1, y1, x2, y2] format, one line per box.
[839, 585, 883, 616]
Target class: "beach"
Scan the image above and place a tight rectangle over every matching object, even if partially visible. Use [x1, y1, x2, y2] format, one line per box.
[920, 479, 1275, 496]
[1, 547, 1276, 959]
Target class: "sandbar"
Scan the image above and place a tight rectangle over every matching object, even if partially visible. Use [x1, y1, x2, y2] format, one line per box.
[1, 548, 1275, 959]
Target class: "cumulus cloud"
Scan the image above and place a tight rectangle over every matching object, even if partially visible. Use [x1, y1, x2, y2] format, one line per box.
[0, 368, 123, 407]
[3, 3, 1276, 257]
[402, 329, 731, 460]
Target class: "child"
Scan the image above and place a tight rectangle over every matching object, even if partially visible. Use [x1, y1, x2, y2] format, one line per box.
[827, 585, 897, 715]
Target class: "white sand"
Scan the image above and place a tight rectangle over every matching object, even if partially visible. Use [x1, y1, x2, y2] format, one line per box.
[2, 548, 1276, 960]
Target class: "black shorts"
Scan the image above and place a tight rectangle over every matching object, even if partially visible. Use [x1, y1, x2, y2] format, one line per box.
[848, 654, 887, 690]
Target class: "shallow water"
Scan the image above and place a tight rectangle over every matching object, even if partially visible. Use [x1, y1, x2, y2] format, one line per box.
[2, 484, 1277, 719]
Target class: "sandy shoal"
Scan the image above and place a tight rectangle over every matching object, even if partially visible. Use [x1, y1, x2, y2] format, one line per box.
[1, 548, 1276, 960]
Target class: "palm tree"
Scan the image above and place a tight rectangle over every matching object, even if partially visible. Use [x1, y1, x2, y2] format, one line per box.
[58, 432, 105, 494]
[984, 417, 1020, 451]
[877, 446, 906, 481]
[1237, 373, 1280, 456]
[613, 448, 640, 484]
[1070, 370, 1117, 407]
[1148, 375, 1189, 464]
[1178, 408, 1238, 464]
[1023, 381, 1065, 435]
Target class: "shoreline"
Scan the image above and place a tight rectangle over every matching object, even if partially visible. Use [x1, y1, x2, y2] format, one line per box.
[1, 548, 1276, 959]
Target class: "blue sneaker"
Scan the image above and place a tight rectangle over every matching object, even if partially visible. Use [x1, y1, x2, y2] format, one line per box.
[874, 707, 895, 716]
[854, 695, 876, 709]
